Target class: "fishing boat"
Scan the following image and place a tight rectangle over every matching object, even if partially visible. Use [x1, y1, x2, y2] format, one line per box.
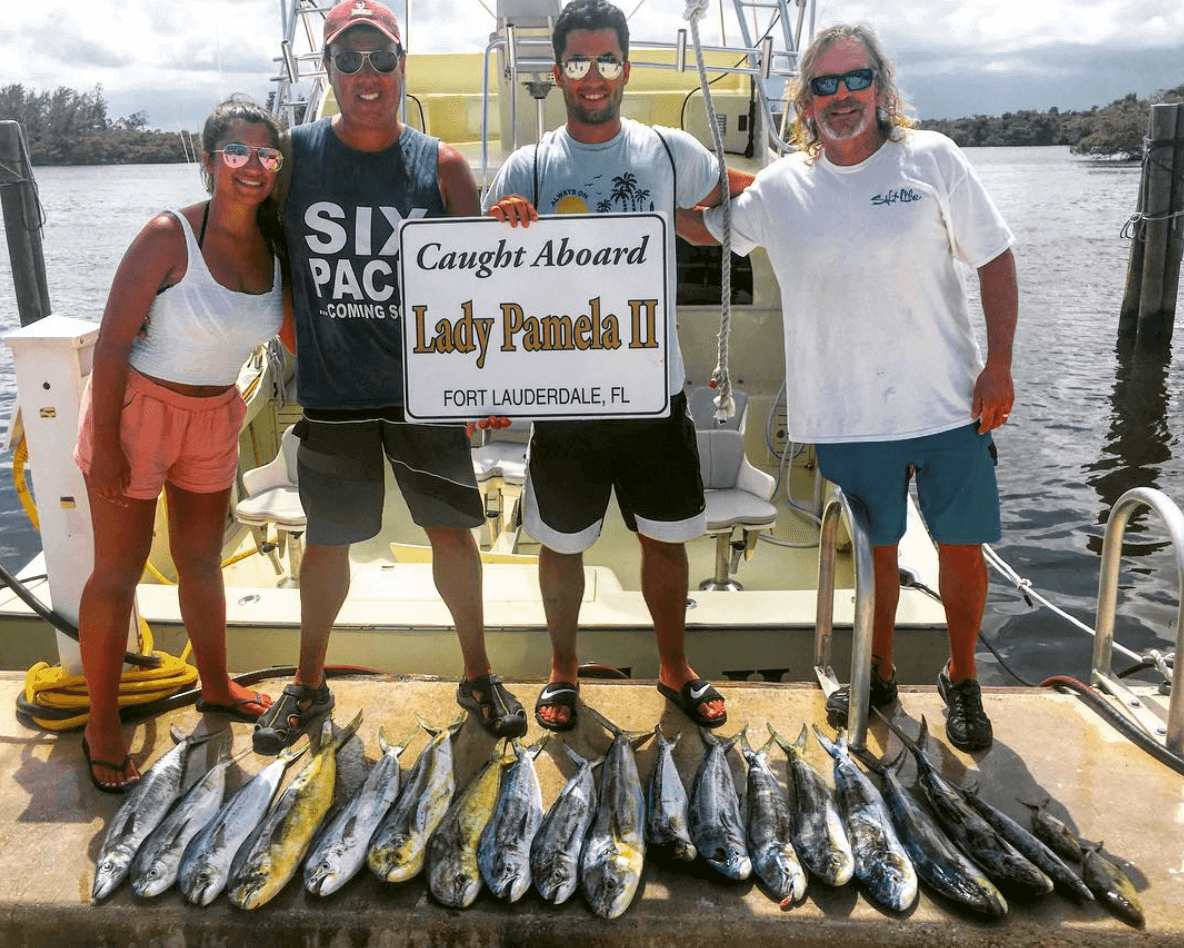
[0, 0, 1180, 942]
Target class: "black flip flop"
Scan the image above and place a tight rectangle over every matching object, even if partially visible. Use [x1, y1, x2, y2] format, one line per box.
[81, 736, 139, 795]
[196, 691, 271, 722]
[534, 682, 579, 732]
[656, 678, 728, 728]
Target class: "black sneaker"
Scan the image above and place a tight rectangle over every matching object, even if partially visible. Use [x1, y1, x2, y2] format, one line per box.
[825, 666, 898, 728]
[937, 666, 993, 751]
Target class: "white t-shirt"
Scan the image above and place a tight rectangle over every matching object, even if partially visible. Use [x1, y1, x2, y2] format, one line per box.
[484, 119, 720, 391]
[705, 129, 1013, 443]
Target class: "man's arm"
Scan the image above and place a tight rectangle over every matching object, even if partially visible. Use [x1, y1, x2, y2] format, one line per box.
[973, 248, 1017, 434]
[675, 167, 753, 246]
[695, 167, 755, 209]
[438, 143, 480, 217]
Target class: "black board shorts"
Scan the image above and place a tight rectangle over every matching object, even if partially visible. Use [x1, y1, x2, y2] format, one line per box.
[522, 392, 706, 553]
[294, 412, 484, 546]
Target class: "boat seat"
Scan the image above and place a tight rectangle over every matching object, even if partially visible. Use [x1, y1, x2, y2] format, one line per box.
[689, 386, 777, 591]
[234, 425, 305, 587]
[471, 420, 530, 551]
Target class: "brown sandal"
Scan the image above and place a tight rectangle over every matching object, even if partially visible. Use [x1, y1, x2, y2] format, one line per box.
[457, 674, 527, 738]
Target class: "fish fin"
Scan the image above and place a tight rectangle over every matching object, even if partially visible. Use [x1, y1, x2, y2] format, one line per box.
[878, 711, 929, 772]
[582, 704, 620, 736]
[766, 722, 792, 755]
[628, 729, 655, 751]
[527, 734, 549, 757]
[793, 723, 808, 755]
[560, 742, 589, 769]
[331, 709, 364, 750]
[378, 727, 391, 756]
[756, 732, 776, 757]
[278, 743, 308, 766]
[811, 724, 839, 759]
[393, 724, 419, 754]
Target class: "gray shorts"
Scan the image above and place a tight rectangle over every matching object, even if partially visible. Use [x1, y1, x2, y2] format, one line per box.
[293, 414, 484, 546]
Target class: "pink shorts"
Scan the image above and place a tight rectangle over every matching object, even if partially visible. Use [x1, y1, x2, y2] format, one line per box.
[75, 368, 246, 499]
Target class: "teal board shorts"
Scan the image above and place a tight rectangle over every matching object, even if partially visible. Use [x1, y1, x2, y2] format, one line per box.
[813, 422, 1001, 547]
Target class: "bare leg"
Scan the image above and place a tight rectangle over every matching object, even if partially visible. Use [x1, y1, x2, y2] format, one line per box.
[641, 535, 724, 722]
[937, 543, 988, 682]
[871, 544, 901, 679]
[165, 483, 269, 714]
[295, 541, 352, 687]
[537, 545, 584, 727]
[424, 526, 488, 680]
[79, 481, 156, 788]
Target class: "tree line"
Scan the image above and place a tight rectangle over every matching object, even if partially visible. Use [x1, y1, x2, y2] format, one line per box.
[918, 83, 1184, 159]
[0, 84, 194, 165]
[4, 79, 1184, 165]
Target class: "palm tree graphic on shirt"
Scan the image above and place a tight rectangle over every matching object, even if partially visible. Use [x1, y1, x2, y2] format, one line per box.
[609, 172, 652, 211]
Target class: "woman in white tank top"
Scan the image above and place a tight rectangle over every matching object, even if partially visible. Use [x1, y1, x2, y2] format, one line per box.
[75, 97, 287, 793]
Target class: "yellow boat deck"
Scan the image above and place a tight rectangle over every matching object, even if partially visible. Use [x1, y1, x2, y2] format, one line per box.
[1, 673, 1180, 946]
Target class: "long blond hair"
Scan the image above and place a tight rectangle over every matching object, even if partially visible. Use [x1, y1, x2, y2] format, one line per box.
[789, 24, 916, 162]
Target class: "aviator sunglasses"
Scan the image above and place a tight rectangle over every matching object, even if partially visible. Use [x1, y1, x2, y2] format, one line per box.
[561, 53, 625, 81]
[331, 47, 403, 75]
[216, 142, 284, 172]
[809, 67, 876, 97]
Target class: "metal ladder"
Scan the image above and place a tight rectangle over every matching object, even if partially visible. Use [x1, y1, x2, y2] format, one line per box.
[729, 0, 813, 152]
[1091, 486, 1183, 756]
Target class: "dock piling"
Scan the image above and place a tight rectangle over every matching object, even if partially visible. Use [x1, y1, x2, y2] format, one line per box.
[0, 121, 52, 326]
[1119, 102, 1184, 350]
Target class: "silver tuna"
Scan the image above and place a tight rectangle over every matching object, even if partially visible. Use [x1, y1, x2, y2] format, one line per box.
[770, 724, 854, 887]
[130, 739, 249, 899]
[737, 729, 805, 906]
[303, 724, 417, 897]
[478, 736, 547, 901]
[531, 743, 600, 905]
[178, 742, 306, 906]
[91, 727, 223, 903]
[690, 727, 751, 881]
[645, 724, 696, 862]
[814, 726, 917, 912]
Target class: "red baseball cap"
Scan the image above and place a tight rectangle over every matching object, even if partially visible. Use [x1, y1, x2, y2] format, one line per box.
[324, 0, 402, 48]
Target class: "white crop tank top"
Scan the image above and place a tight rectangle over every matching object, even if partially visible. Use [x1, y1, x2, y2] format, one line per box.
[128, 209, 284, 386]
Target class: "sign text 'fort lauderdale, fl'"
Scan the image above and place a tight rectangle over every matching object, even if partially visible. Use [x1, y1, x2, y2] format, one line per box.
[399, 214, 669, 421]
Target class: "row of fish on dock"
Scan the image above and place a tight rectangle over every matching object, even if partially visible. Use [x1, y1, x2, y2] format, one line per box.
[89, 705, 1143, 926]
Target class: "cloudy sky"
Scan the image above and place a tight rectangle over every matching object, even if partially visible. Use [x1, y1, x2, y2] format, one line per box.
[3, 0, 1183, 130]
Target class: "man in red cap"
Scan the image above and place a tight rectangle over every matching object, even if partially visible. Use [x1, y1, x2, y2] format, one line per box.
[254, 0, 528, 753]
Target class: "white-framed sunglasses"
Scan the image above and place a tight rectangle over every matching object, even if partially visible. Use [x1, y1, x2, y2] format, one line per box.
[560, 54, 624, 81]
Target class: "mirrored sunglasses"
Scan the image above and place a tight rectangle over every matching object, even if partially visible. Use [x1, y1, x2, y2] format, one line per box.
[561, 54, 624, 81]
[332, 47, 403, 75]
[809, 67, 876, 97]
[216, 143, 284, 172]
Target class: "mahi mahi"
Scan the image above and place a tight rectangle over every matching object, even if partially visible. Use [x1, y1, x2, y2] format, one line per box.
[855, 746, 1007, 917]
[1018, 797, 1085, 863]
[531, 743, 600, 905]
[1081, 840, 1145, 928]
[960, 782, 1093, 902]
[478, 736, 547, 901]
[770, 723, 854, 887]
[131, 739, 250, 899]
[690, 727, 751, 881]
[178, 743, 307, 906]
[737, 728, 805, 906]
[814, 726, 917, 912]
[645, 724, 696, 862]
[367, 714, 461, 883]
[883, 716, 1053, 899]
[91, 726, 223, 903]
[427, 738, 516, 908]
[303, 724, 417, 897]
[228, 711, 363, 909]
[579, 711, 653, 919]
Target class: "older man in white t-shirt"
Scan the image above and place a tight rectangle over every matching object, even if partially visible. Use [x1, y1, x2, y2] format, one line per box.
[679, 24, 1018, 752]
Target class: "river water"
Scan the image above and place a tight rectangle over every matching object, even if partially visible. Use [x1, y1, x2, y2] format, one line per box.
[1, 148, 1181, 684]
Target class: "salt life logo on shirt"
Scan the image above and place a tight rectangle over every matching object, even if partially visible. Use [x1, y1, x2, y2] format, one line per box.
[301, 201, 430, 319]
[871, 188, 923, 207]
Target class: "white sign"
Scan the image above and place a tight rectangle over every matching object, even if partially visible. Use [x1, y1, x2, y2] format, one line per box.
[399, 214, 669, 421]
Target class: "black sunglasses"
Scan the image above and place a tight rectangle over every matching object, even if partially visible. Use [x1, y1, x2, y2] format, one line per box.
[809, 67, 876, 97]
[331, 46, 403, 75]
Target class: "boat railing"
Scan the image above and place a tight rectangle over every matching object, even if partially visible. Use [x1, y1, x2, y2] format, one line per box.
[814, 487, 875, 750]
[1092, 486, 1184, 756]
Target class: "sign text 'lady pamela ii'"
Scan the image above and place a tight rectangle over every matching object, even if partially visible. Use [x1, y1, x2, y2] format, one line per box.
[399, 215, 669, 422]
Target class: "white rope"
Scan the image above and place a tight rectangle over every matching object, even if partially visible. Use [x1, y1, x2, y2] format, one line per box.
[982, 544, 1144, 665]
[684, 0, 734, 423]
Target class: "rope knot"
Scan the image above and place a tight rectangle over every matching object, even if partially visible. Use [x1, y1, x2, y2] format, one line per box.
[683, 0, 710, 22]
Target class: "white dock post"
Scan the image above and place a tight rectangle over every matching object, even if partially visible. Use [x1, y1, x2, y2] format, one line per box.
[3, 315, 140, 674]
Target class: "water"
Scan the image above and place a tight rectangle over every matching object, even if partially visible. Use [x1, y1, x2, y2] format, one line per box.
[1, 149, 1181, 685]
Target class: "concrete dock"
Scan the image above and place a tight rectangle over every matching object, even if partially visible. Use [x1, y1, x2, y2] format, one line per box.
[1, 672, 1181, 947]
